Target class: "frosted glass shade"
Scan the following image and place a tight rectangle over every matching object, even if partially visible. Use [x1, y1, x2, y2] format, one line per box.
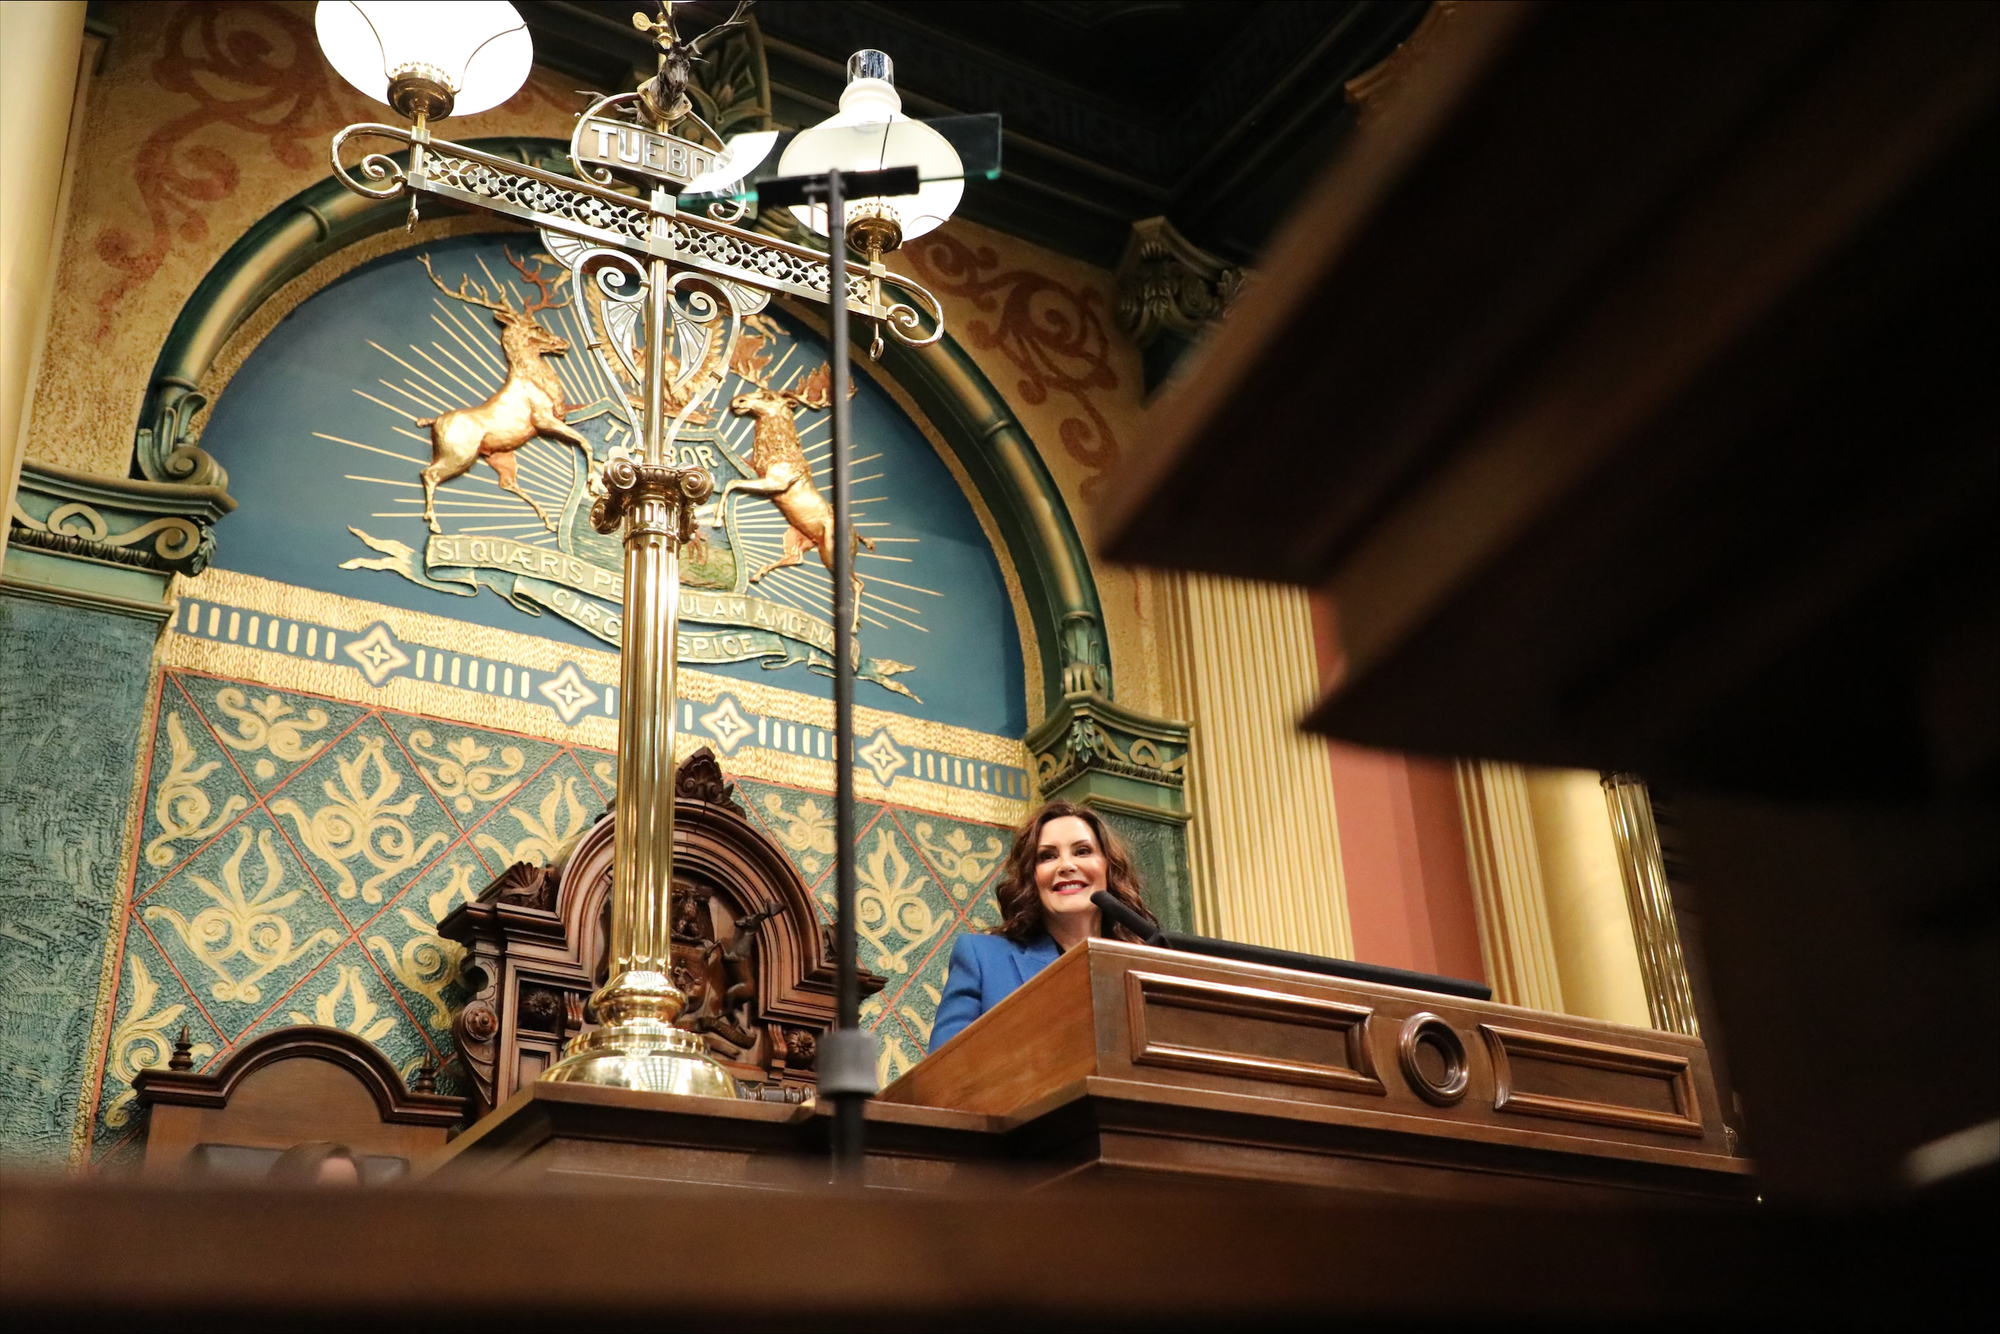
[315, 1, 532, 119]
[778, 52, 962, 242]
[684, 131, 780, 197]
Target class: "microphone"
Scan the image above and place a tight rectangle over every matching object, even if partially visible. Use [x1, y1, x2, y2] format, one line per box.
[1091, 890, 1166, 946]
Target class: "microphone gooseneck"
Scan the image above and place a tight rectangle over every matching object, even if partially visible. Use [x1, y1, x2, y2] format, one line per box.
[1090, 890, 1165, 946]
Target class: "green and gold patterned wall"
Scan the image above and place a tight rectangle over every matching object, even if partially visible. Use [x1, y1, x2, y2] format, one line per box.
[2, 0, 1201, 1168]
[82, 661, 1016, 1167]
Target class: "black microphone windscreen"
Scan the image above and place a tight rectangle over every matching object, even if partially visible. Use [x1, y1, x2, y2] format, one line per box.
[1090, 890, 1162, 945]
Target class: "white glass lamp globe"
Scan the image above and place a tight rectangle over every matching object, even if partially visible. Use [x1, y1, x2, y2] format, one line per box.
[315, 1, 533, 121]
[777, 50, 963, 250]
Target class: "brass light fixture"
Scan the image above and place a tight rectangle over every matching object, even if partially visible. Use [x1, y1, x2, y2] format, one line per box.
[318, 2, 977, 1158]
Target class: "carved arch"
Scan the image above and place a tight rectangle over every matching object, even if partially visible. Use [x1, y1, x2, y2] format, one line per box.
[133, 139, 1112, 714]
[131, 1024, 464, 1126]
[549, 789, 864, 1028]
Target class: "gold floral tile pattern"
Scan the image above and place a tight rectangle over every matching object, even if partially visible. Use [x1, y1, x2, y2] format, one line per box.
[86, 672, 1016, 1161]
[87, 668, 615, 1162]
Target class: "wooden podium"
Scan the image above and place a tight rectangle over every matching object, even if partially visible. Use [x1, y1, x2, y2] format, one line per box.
[432, 939, 1749, 1204]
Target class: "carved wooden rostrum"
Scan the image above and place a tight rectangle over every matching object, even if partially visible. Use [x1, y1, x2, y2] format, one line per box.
[439, 748, 884, 1118]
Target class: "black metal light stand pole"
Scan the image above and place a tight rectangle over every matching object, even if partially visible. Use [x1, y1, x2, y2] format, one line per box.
[822, 167, 870, 1182]
[754, 164, 921, 1184]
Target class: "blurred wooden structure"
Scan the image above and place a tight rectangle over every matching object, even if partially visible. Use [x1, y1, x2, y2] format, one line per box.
[131, 1026, 465, 1176]
[1103, 0, 2000, 1199]
[431, 940, 1747, 1204]
[3, 1170, 1983, 1329]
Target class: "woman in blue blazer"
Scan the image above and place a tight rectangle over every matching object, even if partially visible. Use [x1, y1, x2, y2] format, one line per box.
[928, 799, 1160, 1052]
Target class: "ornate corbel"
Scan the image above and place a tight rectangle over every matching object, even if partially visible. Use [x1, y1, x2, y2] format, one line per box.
[1059, 609, 1113, 697]
[134, 377, 232, 494]
[1114, 217, 1246, 393]
[5, 460, 232, 619]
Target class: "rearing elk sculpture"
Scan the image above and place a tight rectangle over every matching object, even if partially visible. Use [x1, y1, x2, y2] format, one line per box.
[719, 331, 872, 632]
[416, 251, 591, 533]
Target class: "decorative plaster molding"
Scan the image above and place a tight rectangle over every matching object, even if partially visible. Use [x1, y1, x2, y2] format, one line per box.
[4, 459, 230, 617]
[1114, 216, 1245, 353]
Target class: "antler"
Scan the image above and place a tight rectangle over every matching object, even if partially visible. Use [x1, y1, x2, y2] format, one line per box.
[504, 247, 570, 315]
[730, 316, 778, 387]
[784, 363, 833, 411]
[688, 1, 755, 57]
[419, 254, 516, 315]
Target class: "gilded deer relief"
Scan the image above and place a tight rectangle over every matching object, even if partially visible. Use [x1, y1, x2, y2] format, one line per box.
[335, 244, 928, 699]
[413, 250, 593, 534]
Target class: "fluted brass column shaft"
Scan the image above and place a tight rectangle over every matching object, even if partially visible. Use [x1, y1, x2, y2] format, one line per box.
[602, 475, 681, 1022]
[1601, 774, 1700, 1036]
[538, 452, 730, 1095]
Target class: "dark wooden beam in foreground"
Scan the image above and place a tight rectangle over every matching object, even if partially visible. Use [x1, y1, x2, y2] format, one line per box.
[1100, 0, 2000, 1205]
[1, 1173, 1987, 1330]
[1102, 0, 2000, 799]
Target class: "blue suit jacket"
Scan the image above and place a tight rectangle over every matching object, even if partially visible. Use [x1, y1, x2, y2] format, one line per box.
[927, 932, 1060, 1052]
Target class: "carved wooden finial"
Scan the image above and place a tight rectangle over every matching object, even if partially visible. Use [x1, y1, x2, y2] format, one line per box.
[411, 1060, 438, 1095]
[675, 745, 739, 809]
[486, 861, 554, 911]
[168, 1026, 194, 1071]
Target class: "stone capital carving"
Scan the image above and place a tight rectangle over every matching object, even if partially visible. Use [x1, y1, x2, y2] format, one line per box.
[1114, 216, 1246, 353]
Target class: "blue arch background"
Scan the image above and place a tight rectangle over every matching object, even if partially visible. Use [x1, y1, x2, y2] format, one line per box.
[197, 232, 1025, 736]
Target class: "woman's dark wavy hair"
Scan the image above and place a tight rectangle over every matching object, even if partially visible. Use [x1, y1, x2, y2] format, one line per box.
[991, 799, 1159, 945]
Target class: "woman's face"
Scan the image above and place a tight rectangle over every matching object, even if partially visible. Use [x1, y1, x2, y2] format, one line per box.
[1035, 815, 1107, 925]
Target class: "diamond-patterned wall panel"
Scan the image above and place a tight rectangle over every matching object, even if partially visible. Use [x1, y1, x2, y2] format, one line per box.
[183, 680, 368, 797]
[83, 668, 1022, 1160]
[135, 811, 347, 1043]
[92, 928, 225, 1157]
[134, 690, 257, 896]
[268, 718, 457, 927]
[475, 754, 602, 876]
[364, 849, 482, 1047]
[381, 713, 565, 829]
[237, 939, 439, 1089]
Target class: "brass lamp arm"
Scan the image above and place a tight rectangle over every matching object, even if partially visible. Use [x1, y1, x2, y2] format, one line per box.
[330, 119, 946, 349]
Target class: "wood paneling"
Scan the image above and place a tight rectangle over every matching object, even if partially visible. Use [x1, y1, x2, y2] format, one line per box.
[1481, 1023, 1703, 1136]
[430, 939, 1746, 1206]
[865, 943, 1098, 1117]
[1124, 970, 1383, 1095]
[134, 1026, 465, 1173]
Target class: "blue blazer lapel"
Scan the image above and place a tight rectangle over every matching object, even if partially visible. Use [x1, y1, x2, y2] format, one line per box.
[1010, 935, 1059, 990]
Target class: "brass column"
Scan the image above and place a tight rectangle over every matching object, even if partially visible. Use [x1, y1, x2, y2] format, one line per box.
[540, 455, 733, 1094]
[540, 250, 735, 1096]
[1601, 774, 1700, 1036]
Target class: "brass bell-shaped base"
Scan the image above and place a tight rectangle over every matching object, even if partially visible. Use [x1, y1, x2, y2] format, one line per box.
[539, 969, 741, 1098]
[539, 1018, 742, 1098]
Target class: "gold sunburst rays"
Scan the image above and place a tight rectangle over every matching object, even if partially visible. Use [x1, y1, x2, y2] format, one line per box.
[411, 335, 500, 403]
[732, 532, 938, 634]
[394, 337, 491, 404]
[429, 304, 506, 380]
[316, 433, 428, 468]
[367, 342, 462, 407]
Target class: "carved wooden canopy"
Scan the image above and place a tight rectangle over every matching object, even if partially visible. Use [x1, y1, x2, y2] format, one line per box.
[438, 747, 883, 1119]
[133, 1025, 467, 1173]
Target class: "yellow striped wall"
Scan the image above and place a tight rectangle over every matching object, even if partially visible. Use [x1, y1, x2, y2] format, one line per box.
[1163, 572, 1352, 958]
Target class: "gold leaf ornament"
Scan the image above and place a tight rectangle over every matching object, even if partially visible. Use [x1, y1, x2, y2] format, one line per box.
[855, 828, 943, 975]
[475, 775, 590, 867]
[762, 793, 835, 877]
[143, 828, 341, 1005]
[212, 687, 331, 766]
[407, 730, 526, 815]
[911, 821, 1005, 898]
[103, 956, 215, 1128]
[145, 712, 249, 867]
[272, 736, 448, 903]
[289, 963, 396, 1043]
[365, 861, 477, 1030]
